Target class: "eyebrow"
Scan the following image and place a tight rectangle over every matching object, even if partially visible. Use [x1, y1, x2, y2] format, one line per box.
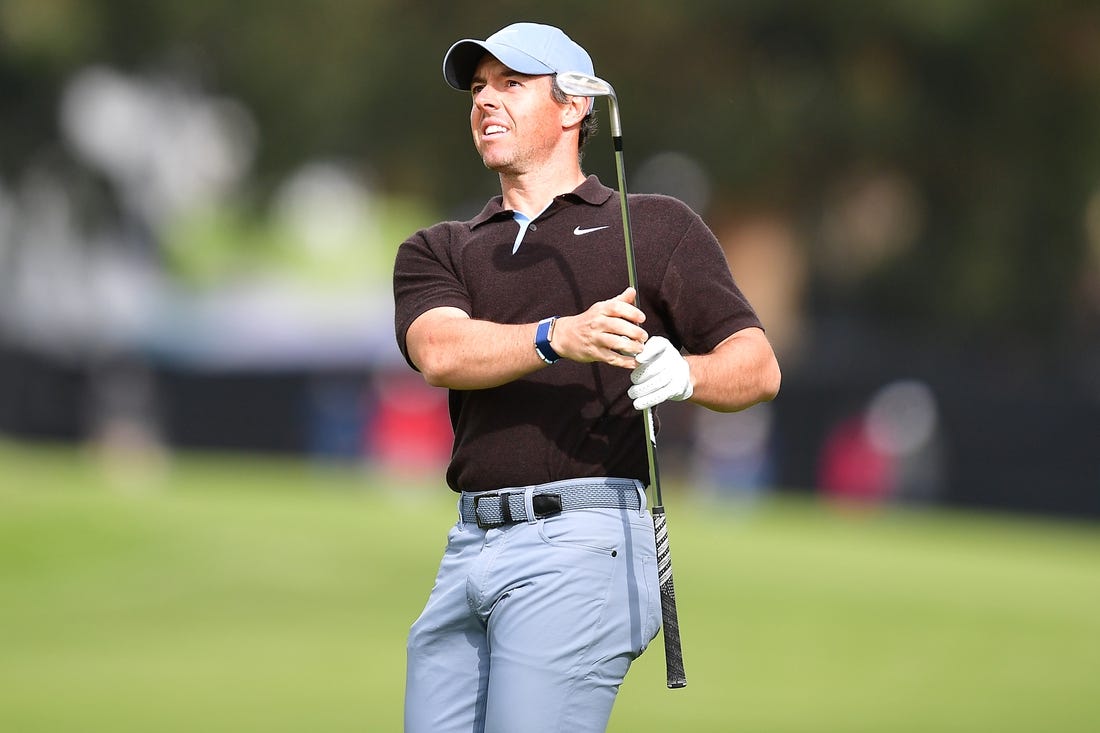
[469, 69, 539, 88]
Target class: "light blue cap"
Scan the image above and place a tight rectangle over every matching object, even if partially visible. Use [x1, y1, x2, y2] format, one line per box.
[443, 22, 594, 91]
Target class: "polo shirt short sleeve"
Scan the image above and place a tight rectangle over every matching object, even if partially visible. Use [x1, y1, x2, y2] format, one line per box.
[393, 176, 762, 492]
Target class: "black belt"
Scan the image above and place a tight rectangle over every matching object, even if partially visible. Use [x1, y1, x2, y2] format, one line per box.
[460, 478, 642, 530]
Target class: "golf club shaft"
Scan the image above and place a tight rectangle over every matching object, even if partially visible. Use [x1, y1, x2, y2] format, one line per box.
[611, 127, 688, 689]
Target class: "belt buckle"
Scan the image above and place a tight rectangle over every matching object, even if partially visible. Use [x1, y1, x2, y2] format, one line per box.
[473, 491, 512, 529]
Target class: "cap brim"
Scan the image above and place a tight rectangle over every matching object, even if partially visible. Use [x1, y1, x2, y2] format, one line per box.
[443, 39, 555, 90]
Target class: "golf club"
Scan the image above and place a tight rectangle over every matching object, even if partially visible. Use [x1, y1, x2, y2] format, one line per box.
[556, 70, 687, 690]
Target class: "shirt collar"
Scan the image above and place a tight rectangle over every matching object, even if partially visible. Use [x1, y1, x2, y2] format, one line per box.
[469, 175, 614, 229]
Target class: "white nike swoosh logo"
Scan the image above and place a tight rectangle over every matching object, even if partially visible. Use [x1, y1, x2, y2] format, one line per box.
[573, 225, 610, 235]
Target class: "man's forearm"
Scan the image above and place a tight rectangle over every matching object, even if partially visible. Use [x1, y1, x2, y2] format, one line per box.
[406, 289, 649, 391]
[407, 307, 545, 390]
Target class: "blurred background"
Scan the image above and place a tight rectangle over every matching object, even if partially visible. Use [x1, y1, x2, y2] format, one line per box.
[2, 3, 1100, 731]
[3, 0, 1099, 517]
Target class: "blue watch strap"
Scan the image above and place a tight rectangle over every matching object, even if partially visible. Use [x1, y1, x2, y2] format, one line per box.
[534, 317, 561, 364]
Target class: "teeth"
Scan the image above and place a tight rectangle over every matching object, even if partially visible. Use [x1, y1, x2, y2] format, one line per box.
[485, 125, 507, 135]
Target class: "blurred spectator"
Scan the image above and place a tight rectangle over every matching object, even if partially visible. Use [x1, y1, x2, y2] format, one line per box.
[691, 403, 776, 507]
[366, 371, 451, 479]
[818, 379, 943, 507]
[818, 412, 895, 505]
[305, 376, 370, 462]
[86, 356, 168, 490]
[718, 212, 808, 363]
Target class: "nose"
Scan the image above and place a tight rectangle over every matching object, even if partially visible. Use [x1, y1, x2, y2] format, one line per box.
[473, 86, 498, 111]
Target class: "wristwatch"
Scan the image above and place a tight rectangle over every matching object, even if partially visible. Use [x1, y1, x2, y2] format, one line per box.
[534, 317, 561, 364]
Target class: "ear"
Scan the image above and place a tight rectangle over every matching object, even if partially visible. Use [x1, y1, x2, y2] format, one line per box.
[560, 94, 589, 128]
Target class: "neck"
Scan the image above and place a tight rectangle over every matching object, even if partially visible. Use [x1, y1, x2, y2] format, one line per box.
[500, 160, 586, 216]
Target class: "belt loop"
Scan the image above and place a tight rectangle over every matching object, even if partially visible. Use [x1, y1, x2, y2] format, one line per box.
[523, 485, 538, 525]
[456, 494, 466, 525]
[634, 479, 648, 517]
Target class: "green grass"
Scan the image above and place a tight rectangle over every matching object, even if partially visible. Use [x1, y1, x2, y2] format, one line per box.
[1, 439, 1098, 732]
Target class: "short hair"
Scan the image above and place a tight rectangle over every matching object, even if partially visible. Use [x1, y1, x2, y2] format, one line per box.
[551, 75, 599, 153]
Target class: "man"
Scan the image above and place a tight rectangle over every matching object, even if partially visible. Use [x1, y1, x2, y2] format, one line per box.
[393, 22, 780, 733]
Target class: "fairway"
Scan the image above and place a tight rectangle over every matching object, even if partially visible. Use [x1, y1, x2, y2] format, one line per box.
[1, 440, 1097, 732]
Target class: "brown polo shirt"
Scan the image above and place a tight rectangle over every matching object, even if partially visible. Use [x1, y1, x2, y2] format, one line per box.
[393, 175, 761, 492]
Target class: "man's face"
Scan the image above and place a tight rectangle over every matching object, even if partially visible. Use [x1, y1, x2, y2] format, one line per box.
[468, 55, 569, 175]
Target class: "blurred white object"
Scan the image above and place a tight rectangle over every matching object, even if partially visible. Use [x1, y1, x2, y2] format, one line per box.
[60, 65, 257, 224]
[866, 379, 939, 456]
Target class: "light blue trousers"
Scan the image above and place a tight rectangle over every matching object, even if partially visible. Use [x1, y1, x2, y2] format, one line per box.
[405, 479, 662, 733]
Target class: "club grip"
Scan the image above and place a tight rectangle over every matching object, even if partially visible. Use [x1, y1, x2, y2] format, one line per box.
[653, 508, 687, 688]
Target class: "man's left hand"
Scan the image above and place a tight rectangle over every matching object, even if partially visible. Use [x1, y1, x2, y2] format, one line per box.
[628, 336, 693, 410]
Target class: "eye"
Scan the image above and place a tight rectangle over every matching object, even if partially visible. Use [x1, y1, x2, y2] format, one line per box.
[470, 83, 485, 96]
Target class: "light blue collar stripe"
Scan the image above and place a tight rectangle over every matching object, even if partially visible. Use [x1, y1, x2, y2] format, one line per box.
[511, 203, 552, 253]
[512, 211, 531, 254]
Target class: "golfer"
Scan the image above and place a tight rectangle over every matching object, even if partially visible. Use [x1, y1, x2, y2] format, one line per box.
[393, 21, 780, 733]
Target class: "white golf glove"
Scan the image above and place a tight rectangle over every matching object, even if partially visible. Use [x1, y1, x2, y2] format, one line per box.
[628, 336, 693, 410]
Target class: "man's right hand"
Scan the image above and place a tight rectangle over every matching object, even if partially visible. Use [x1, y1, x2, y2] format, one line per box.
[552, 287, 648, 368]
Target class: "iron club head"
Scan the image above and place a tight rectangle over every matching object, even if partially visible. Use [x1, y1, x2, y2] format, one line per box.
[556, 71, 615, 98]
[556, 71, 621, 138]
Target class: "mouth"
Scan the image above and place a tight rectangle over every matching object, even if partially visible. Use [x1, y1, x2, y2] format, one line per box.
[481, 122, 510, 138]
